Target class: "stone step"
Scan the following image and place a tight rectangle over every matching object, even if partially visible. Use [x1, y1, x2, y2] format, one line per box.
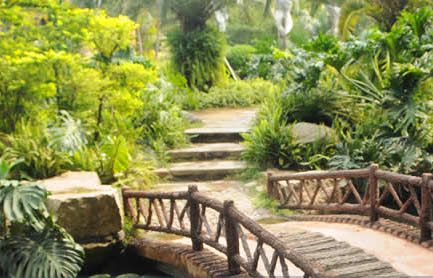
[154, 160, 248, 181]
[185, 127, 249, 143]
[168, 143, 245, 161]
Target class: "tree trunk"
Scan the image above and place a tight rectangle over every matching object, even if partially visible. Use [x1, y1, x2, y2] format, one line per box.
[155, 21, 161, 58]
[94, 97, 103, 141]
[137, 28, 144, 56]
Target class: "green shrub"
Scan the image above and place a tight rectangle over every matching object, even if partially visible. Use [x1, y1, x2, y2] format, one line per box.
[167, 26, 226, 91]
[243, 89, 336, 170]
[71, 136, 157, 188]
[280, 88, 344, 126]
[226, 44, 257, 79]
[174, 79, 280, 110]
[0, 122, 72, 179]
[134, 97, 187, 149]
[242, 114, 335, 170]
[242, 107, 299, 169]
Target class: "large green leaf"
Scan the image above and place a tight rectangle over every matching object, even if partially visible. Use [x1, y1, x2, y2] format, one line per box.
[0, 158, 24, 180]
[0, 228, 84, 278]
[48, 110, 89, 154]
[0, 180, 48, 226]
[100, 135, 132, 175]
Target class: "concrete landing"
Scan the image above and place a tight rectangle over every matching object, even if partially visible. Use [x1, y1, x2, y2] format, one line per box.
[185, 128, 249, 143]
[154, 160, 247, 180]
[189, 108, 257, 129]
[168, 143, 244, 160]
[185, 108, 256, 143]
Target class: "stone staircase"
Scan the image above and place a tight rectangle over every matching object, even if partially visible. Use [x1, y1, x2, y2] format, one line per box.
[154, 126, 249, 183]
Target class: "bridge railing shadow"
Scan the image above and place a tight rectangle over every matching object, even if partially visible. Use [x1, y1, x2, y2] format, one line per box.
[122, 185, 320, 278]
[267, 164, 433, 242]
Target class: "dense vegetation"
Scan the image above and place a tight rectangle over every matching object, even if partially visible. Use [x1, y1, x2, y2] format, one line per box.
[243, 7, 433, 176]
[2, 0, 433, 276]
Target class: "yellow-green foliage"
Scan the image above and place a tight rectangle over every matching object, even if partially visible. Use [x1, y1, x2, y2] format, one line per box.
[85, 11, 137, 61]
[0, 1, 185, 186]
[176, 78, 281, 110]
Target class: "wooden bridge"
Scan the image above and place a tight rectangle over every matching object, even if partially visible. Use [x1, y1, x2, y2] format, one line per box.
[121, 164, 433, 277]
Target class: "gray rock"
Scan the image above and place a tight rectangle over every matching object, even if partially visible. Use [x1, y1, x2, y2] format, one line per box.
[181, 111, 203, 124]
[291, 122, 335, 144]
[41, 172, 123, 241]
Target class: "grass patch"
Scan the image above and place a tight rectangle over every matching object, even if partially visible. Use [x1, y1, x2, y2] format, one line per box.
[253, 191, 295, 217]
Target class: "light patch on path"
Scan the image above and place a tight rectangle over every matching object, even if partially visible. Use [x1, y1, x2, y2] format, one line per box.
[264, 221, 433, 276]
[190, 107, 257, 128]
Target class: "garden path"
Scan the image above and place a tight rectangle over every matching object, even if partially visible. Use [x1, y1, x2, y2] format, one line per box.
[151, 107, 433, 276]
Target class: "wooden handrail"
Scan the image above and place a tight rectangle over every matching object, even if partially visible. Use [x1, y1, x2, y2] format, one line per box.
[267, 164, 433, 243]
[122, 185, 324, 277]
[375, 170, 422, 186]
[268, 168, 370, 181]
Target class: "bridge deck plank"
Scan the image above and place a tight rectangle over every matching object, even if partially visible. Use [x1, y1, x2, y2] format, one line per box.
[278, 231, 409, 277]
[303, 246, 363, 261]
[329, 261, 396, 277]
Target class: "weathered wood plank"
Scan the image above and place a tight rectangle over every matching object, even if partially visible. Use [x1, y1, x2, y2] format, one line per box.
[317, 253, 377, 271]
[279, 232, 323, 243]
[304, 247, 363, 261]
[287, 237, 336, 249]
[295, 242, 351, 255]
[330, 261, 395, 276]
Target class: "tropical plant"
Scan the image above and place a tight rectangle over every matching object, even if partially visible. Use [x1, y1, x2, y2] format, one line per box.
[160, 0, 234, 90]
[162, 0, 233, 32]
[0, 158, 24, 180]
[242, 106, 300, 168]
[280, 88, 344, 126]
[167, 26, 227, 91]
[0, 122, 72, 179]
[48, 111, 89, 154]
[0, 179, 84, 278]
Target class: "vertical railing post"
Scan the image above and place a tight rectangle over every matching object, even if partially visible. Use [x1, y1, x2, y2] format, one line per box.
[267, 172, 274, 199]
[420, 174, 432, 242]
[369, 164, 379, 222]
[188, 185, 203, 251]
[121, 186, 134, 218]
[224, 200, 241, 275]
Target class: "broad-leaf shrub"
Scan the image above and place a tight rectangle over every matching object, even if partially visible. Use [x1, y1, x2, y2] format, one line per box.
[0, 179, 84, 278]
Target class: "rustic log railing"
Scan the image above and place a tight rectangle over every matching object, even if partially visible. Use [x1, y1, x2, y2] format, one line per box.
[267, 164, 433, 242]
[122, 185, 321, 278]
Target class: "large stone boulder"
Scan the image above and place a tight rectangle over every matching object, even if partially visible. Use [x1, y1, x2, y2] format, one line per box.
[41, 172, 123, 242]
[291, 122, 335, 144]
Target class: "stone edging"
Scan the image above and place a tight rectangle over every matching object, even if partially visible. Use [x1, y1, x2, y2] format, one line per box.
[130, 238, 247, 278]
[283, 214, 433, 251]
